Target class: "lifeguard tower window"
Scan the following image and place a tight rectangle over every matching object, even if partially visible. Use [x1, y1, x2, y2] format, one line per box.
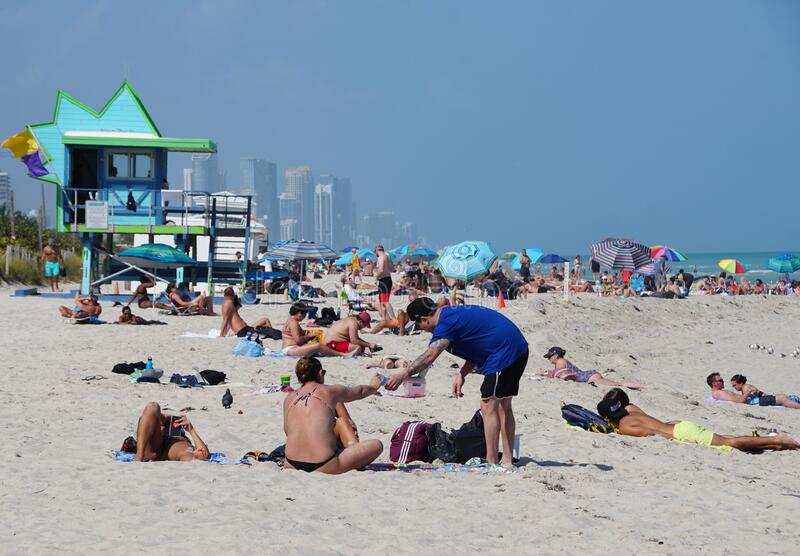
[107, 151, 154, 180]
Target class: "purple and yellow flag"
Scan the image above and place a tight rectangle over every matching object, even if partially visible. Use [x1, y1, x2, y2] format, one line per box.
[1, 129, 50, 178]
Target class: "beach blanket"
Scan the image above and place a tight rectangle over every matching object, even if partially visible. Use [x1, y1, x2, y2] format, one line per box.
[365, 457, 515, 474]
[183, 329, 222, 338]
[68, 317, 106, 325]
[113, 451, 250, 465]
[705, 395, 734, 404]
[254, 384, 295, 394]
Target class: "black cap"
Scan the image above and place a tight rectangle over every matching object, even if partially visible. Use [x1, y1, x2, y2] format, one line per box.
[597, 399, 629, 421]
[543, 346, 565, 359]
[406, 297, 438, 322]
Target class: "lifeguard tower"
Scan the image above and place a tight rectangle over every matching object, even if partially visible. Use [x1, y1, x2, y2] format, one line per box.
[21, 82, 259, 294]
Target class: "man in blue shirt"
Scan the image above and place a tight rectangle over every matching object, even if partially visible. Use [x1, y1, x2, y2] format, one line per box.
[385, 297, 529, 465]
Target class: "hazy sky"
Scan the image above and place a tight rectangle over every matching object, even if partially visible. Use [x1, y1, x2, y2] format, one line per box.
[1, 1, 799, 253]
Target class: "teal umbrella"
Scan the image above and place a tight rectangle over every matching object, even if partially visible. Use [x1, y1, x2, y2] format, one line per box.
[767, 254, 800, 275]
[334, 248, 376, 266]
[437, 240, 497, 281]
[391, 246, 438, 260]
[117, 243, 198, 268]
[511, 248, 543, 271]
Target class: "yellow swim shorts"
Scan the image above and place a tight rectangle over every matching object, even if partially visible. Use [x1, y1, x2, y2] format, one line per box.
[672, 421, 733, 452]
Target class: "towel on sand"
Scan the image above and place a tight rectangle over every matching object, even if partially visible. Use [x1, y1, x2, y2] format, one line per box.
[182, 329, 221, 338]
[113, 450, 249, 465]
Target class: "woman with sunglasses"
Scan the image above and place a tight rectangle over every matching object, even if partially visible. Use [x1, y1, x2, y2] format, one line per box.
[283, 357, 384, 474]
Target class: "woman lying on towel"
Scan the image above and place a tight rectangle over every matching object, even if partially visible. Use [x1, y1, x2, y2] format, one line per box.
[283, 357, 383, 474]
[117, 305, 166, 325]
[537, 346, 651, 389]
[132, 402, 210, 462]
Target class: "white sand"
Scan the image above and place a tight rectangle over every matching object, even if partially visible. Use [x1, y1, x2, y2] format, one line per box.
[2, 285, 800, 554]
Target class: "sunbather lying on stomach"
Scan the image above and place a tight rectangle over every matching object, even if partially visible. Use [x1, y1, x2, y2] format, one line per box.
[708, 373, 800, 409]
[283, 357, 383, 473]
[538, 346, 651, 389]
[598, 388, 800, 453]
[133, 402, 210, 462]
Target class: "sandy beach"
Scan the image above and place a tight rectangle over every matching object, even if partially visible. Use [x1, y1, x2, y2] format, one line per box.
[2, 285, 800, 555]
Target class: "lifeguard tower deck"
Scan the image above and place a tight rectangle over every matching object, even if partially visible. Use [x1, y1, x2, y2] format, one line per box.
[24, 82, 256, 294]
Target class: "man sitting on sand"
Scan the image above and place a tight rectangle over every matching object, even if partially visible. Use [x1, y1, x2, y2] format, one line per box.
[707, 373, 800, 409]
[323, 312, 380, 356]
[132, 402, 210, 462]
[219, 287, 274, 337]
[598, 388, 799, 452]
[283, 357, 383, 473]
[59, 292, 102, 319]
[281, 303, 353, 357]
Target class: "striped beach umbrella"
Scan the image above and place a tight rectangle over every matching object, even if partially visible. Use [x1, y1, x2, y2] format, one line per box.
[437, 240, 497, 281]
[767, 254, 800, 274]
[589, 238, 651, 270]
[267, 240, 338, 260]
[634, 261, 671, 276]
[650, 245, 688, 262]
[719, 259, 747, 274]
[117, 243, 198, 268]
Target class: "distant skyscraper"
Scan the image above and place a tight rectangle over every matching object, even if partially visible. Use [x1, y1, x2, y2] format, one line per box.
[400, 222, 418, 245]
[368, 211, 397, 247]
[279, 191, 300, 241]
[182, 168, 193, 192]
[240, 158, 278, 231]
[314, 183, 334, 246]
[0, 171, 10, 209]
[285, 166, 314, 240]
[191, 153, 219, 192]
[280, 219, 299, 242]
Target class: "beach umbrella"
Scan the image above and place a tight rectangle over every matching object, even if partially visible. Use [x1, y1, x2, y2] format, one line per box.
[589, 238, 651, 270]
[719, 259, 747, 274]
[266, 240, 338, 260]
[650, 246, 688, 262]
[334, 248, 376, 266]
[510, 248, 544, 271]
[340, 245, 358, 253]
[257, 253, 287, 263]
[117, 243, 198, 268]
[766, 254, 800, 275]
[392, 246, 438, 260]
[537, 253, 568, 264]
[634, 261, 671, 276]
[437, 240, 497, 281]
[499, 251, 518, 261]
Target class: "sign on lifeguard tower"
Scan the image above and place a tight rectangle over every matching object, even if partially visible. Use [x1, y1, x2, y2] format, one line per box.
[85, 201, 108, 230]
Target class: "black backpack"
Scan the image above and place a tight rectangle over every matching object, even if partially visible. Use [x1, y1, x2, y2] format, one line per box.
[112, 361, 146, 375]
[426, 410, 487, 464]
[200, 370, 227, 386]
[561, 403, 612, 434]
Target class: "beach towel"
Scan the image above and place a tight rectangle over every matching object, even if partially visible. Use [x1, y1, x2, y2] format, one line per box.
[705, 395, 735, 404]
[365, 457, 515, 474]
[113, 450, 250, 465]
[183, 329, 222, 338]
[69, 316, 106, 325]
[254, 384, 295, 394]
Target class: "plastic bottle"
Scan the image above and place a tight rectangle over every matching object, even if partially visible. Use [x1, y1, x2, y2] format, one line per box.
[145, 357, 153, 370]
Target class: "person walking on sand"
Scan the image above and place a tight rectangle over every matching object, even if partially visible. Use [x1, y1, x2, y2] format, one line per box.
[375, 245, 395, 321]
[598, 388, 800, 452]
[386, 297, 529, 466]
[41, 238, 64, 292]
[350, 247, 361, 283]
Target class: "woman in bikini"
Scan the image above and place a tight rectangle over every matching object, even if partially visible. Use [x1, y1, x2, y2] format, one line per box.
[283, 357, 384, 474]
[538, 346, 651, 389]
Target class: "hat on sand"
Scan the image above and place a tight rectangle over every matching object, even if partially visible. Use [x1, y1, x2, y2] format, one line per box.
[406, 297, 438, 322]
[543, 346, 566, 359]
[597, 399, 629, 421]
[357, 311, 371, 327]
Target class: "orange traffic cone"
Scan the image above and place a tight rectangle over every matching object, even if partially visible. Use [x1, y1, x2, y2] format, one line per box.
[498, 289, 506, 309]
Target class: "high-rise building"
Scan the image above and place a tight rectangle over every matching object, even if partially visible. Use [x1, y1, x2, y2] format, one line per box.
[368, 211, 397, 247]
[334, 177, 353, 248]
[400, 222, 418, 245]
[191, 153, 219, 193]
[0, 171, 10, 209]
[285, 166, 314, 240]
[279, 192, 300, 241]
[314, 183, 334, 246]
[182, 168, 193, 192]
[240, 158, 278, 230]
[280, 219, 299, 242]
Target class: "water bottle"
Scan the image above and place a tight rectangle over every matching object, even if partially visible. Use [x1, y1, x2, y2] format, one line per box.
[145, 357, 153, 370]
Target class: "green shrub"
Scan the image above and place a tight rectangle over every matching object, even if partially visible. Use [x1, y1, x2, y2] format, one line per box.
[3, 258, 44, 285]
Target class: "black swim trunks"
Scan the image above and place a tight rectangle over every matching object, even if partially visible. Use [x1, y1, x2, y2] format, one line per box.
[236, 326, 255, 338]
[759, 395, 777, 406]
[479, 351, 529, 400]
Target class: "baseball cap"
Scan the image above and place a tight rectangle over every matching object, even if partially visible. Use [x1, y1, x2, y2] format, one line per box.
[543, 346, 565, 359]
[357, 311, 371, 327]
[406, 297, 438, 322]
[596, 399, 629, 421]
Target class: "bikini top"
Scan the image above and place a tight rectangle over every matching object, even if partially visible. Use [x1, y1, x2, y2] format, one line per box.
[291, 385, 336, 426]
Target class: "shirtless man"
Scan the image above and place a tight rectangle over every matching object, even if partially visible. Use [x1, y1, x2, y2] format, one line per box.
[126, 275, 171, 310]
[59, 292, 102, 319]
[283, 357, 383, 473]
[707, 373, 800, 409]
[369, 309, 411, 336]
[282, 303, 352, 357]
[323, 312, 379, 357]
[219, 287, 273, 337]
[41, 238, 64, 292]
[375, 245, 395, 321]
[598, 388, 800, 452]
[132, 402, 210, 462]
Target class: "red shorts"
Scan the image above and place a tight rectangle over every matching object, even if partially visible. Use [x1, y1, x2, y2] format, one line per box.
[326, 341, 351, 353]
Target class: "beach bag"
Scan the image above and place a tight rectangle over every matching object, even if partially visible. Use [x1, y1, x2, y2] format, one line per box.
[426, 423, 457, 463]
[426, 411, 487, 464]
[200, 370, 226, 385]
[561, 403, 611, 434]
[390, 421, 433, 464]
[112, 361, 146, 375]
[255, 326, 282, 341]
[233, 339, 265, 357]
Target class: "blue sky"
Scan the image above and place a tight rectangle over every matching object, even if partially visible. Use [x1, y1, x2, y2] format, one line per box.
[1, 0, 799, 253]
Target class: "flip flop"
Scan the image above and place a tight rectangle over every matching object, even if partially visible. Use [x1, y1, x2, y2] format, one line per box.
[82, 375, 107, 382]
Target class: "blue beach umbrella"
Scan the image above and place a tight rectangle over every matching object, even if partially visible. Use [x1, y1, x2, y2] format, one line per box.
[266, 240, 338, 260]
[437, 240, 497, 281]
[340, 245, 358, 253]
[510, 248, 544, 271]
[117, 243, 198, 268]
[537, 253, 568, 264]
[392, 246, 438, 260]
[767, 254, 800, 275]
[334, 248, 377, 266]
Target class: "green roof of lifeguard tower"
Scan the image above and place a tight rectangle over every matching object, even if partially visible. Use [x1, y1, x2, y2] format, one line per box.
[28, 81, 216, 186]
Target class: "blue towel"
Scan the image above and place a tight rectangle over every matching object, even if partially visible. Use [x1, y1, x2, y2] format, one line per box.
[113, 450, 250, 465]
